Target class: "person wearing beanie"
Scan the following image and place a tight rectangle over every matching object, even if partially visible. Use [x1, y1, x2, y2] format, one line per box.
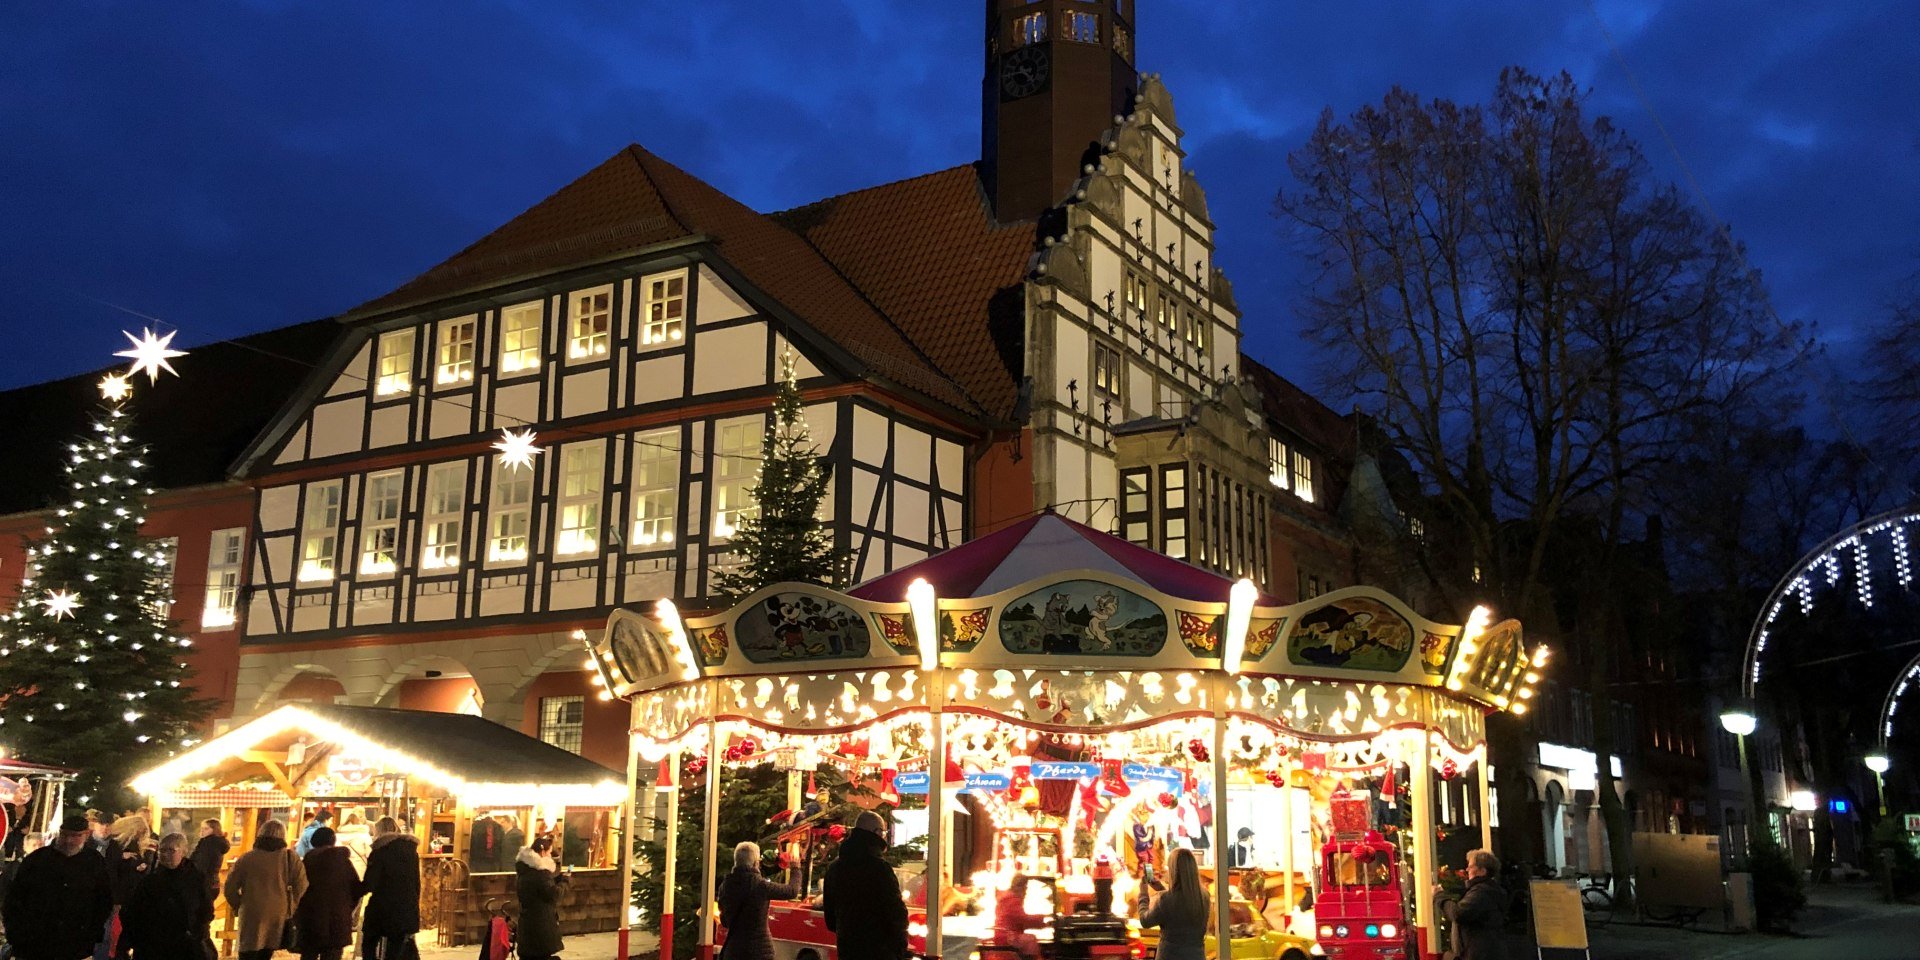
[2, 814, 113, 960]
[294, 827, 357, 960]
[821, 812, 907, 960]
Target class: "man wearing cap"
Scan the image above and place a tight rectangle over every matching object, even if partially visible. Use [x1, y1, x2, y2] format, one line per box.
[3, 815, 114, 960]
[821, 812, 908, 960]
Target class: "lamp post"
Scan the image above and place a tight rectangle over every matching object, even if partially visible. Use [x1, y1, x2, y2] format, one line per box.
[1865, 752, 1890, 818]
[1721, 704, 1760, 860]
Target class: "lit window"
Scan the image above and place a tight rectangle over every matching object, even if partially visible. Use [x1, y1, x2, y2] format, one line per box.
[556, 442, 605, 556]
[1292, 451, 1315, 503]
[201, 528, 244, 630]
[1113, 24, 1132, 60]
[1015, 12, 1047, 46]
[641, 272, 687, 346]
[1093, 344, 1121, 398]
[1156, 292, 1176, 331]
[436, 316, 476, 385]
[539, 695, 586, 754]
[299, 481, 342, 582]
[1120, 468, 1150, 545]
[631, 429, 680, 548]
[359, 471, 404, 574]
[375, 329, 414, 396]
[1268, 439, 1290, 489]
[1123, 272, 1147, 316]
[146, 537, 178, 620]
[488, 468, 533, 563]
[1065, 11, 1098, 43]
[1184, 310, 1204, 349]
[499, 301, 542, 375]
[568, 287, 613, 360]
[712, 419, 764, 540]
[421, 463, 465, 571]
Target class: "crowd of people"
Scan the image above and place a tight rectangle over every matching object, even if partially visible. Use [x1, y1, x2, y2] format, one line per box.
[0, 809, 447, 960]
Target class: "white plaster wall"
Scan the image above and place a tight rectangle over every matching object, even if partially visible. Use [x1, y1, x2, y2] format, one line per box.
[562, 368, 611, 420]
[326, 344, 371, 398]
[368, 404, 408, 449]
[633, 355, 684, 406]
[852, 407, 888, 467]
[693, 322, 769, 394]
[494, 381, 539, 429]
[309, 400, 364, 459]
[696, 265, 755, 325]
[894, 424, 931, 484]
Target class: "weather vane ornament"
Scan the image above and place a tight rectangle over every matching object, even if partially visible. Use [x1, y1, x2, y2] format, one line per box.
[493, 428, 542, 471]
[114, 328, 187, 384]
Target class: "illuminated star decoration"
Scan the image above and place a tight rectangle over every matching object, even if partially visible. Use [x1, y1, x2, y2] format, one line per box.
[493, 428, 542, 471]
[41, 589, 82, 621]
[114, 328, 187, 384]
[98, 374, 132, 402]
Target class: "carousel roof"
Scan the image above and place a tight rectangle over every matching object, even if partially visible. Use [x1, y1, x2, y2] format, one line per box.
[849, 512, 1282, 605]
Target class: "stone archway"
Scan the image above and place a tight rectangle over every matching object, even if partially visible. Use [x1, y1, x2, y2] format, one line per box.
[251, 662, 356, 714]
[371, 654, 485, 715]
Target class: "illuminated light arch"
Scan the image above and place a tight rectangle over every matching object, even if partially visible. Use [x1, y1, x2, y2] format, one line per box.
[1877, 650, 1920, 744]
[1741, 508, 1920, 697]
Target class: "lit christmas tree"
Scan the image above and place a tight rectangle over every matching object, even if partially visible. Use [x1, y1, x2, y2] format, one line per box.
[0, 358, 208, 809]
[714, 348, 845, 600]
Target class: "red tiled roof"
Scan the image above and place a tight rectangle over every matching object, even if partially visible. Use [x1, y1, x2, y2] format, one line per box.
[352, 146, 980, 415]
[1241, 354, 1352, 459]
[776, 164, 1036, 420]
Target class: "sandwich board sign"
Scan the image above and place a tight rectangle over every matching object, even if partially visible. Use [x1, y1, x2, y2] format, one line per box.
[1529, 879, 1590, 959]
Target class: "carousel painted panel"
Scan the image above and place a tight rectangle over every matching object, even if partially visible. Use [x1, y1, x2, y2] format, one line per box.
[683, 583, 916, 675]
[944, 668, 1219, 727]
[931, 571, 1230, 672]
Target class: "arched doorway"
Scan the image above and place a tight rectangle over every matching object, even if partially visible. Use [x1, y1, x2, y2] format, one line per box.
[1543, 779, 1570, 876]
[375, 656, 484, 716]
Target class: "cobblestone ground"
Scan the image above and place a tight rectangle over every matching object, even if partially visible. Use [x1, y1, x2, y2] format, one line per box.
[417, 927, 646, 960]
[1551, 883, 1920, 960]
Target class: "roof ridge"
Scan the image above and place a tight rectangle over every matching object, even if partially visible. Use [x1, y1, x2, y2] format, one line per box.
[773, 161, 981, 218]
[623, 144, 697, 237]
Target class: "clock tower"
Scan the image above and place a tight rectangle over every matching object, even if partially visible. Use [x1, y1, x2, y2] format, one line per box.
[982, 0, 1138, 224]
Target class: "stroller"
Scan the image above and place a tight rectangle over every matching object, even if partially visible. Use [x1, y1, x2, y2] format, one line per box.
[478, 899, 517, 960]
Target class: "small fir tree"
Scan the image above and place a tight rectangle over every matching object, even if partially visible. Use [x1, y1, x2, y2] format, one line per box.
[714, 348, 845, 600]
[0, 383, 208, 809]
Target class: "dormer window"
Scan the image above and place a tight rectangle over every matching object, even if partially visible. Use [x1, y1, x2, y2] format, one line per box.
[375, 329, 414, 397]
[436, 316, 476, 385]
[568, 286, 613, 361]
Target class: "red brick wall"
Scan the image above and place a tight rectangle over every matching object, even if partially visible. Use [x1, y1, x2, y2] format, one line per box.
[519, 670, 629, 773]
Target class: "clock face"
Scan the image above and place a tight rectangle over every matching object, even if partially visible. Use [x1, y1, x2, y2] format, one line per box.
[1000, 45, 1050, 100]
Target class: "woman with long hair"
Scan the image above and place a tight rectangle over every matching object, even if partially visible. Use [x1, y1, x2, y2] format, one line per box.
[1138, 848, 1206, 960]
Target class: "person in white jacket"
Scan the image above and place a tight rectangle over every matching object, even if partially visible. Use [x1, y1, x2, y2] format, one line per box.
[335, 811, 373, 878]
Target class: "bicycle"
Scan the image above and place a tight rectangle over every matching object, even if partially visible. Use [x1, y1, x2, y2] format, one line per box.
[1577, 873, 1613, 927]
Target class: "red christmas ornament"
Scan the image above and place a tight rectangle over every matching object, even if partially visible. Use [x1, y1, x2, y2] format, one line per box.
[686, 754, 708, 777]
[1157, 791, 1178, 809]
[1436, 829, 1448, 842]
[827, 824, 847, 841]
[1351, 844, 1376, 864]
[1187, 739, 1210, 763]
[1440, 759, 1460, 781]
[739, 737, 760, 756]
[1265, 769, 1288, 788]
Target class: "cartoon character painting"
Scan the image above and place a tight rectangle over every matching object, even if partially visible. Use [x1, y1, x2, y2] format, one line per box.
[733, 591, 871, 663]
[998, 580, 1166, 655]
[1287, 596, 1416, 671]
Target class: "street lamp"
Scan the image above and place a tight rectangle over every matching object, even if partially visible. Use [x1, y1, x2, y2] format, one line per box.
[1721, 702, 1762, 862]
[1720, 709, 1758, 737]
[1865, 752, 1890, 817]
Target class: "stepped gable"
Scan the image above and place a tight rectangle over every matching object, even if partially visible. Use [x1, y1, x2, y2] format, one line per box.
[352, 145, 979, 416]
[777, 163, 1035, 421]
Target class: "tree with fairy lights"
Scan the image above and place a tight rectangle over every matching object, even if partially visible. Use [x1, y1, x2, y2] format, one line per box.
[714, 347, 846, 600]
[0, 334, 209, 810]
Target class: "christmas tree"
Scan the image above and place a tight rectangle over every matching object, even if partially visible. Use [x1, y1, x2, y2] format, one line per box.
[0, 372, 209, 810]
[714, 347, 845, 600]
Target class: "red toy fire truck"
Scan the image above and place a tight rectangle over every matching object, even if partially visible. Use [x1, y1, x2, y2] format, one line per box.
[1311, 789, 1409, 960]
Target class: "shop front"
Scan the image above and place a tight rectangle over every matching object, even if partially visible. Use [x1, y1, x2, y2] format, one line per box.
[594, 514, 1541, 960]
[129, 703, 627, 954]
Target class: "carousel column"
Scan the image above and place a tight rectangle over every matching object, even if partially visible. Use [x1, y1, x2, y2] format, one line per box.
[1410, 730, 1438, 960]
[700, 704, 724, 960]
[619, 696, 641, 960]
[1476, 745, 1492, 852]
[910, 579, 944, 960]
[662, 747, 682, 960]
[1211, 677, 1232, 955]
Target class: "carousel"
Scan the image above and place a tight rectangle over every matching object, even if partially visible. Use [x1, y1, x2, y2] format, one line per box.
[592, 514, 1541, 960]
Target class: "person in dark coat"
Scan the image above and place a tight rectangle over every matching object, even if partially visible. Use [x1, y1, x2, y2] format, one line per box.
[514, 836, 570, 960]
[717, 842, 795, 960]
[821, 812, 907, 960]
[1138, 849, 1206, 960]
[119, 833, 212, 960]
[359, 818, 421, 960]
[188, 820, 230, 907]
[1449, 849, 1507, 960]
[3, 815, 114, 960]
[292, 828, 356, 960]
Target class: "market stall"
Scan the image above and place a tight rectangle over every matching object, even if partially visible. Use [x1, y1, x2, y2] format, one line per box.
[593, 514, 1540, 960]
[129, 703, 626, 953]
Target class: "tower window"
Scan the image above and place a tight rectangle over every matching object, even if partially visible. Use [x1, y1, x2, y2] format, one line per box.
[1065, 11, 1098, 44]
[1014, 12, 1047, 47]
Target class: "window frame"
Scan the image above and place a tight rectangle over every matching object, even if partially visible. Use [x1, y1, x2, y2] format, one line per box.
[1268, 438, 1291, 490]
[1065, 10, 1099, 43]
[1159, 463, 1188, 560]
[299, 481, 343, 583]
[487, 466, 534, 565]
[1092, 343, 1121, 398]
[201, 527, 245, 630]
[498, 301, 544, 377]
[359, 470, 405, 576]
[630, 428, 681, 550]
[538, 695, 587, 755]
[1014, 11, 1048, 46]
[555, 441, 606, 557]
[374, 329, 415, 398]
[1292, 450, 1316, 503]
[1120, 467, 1151, 547]
[436, 315, 477, 386]
[712, 419, 764, 541]
[566, 285, 614, 363]
[421, 462, 466, 572]
[640, 270, 688, 348]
